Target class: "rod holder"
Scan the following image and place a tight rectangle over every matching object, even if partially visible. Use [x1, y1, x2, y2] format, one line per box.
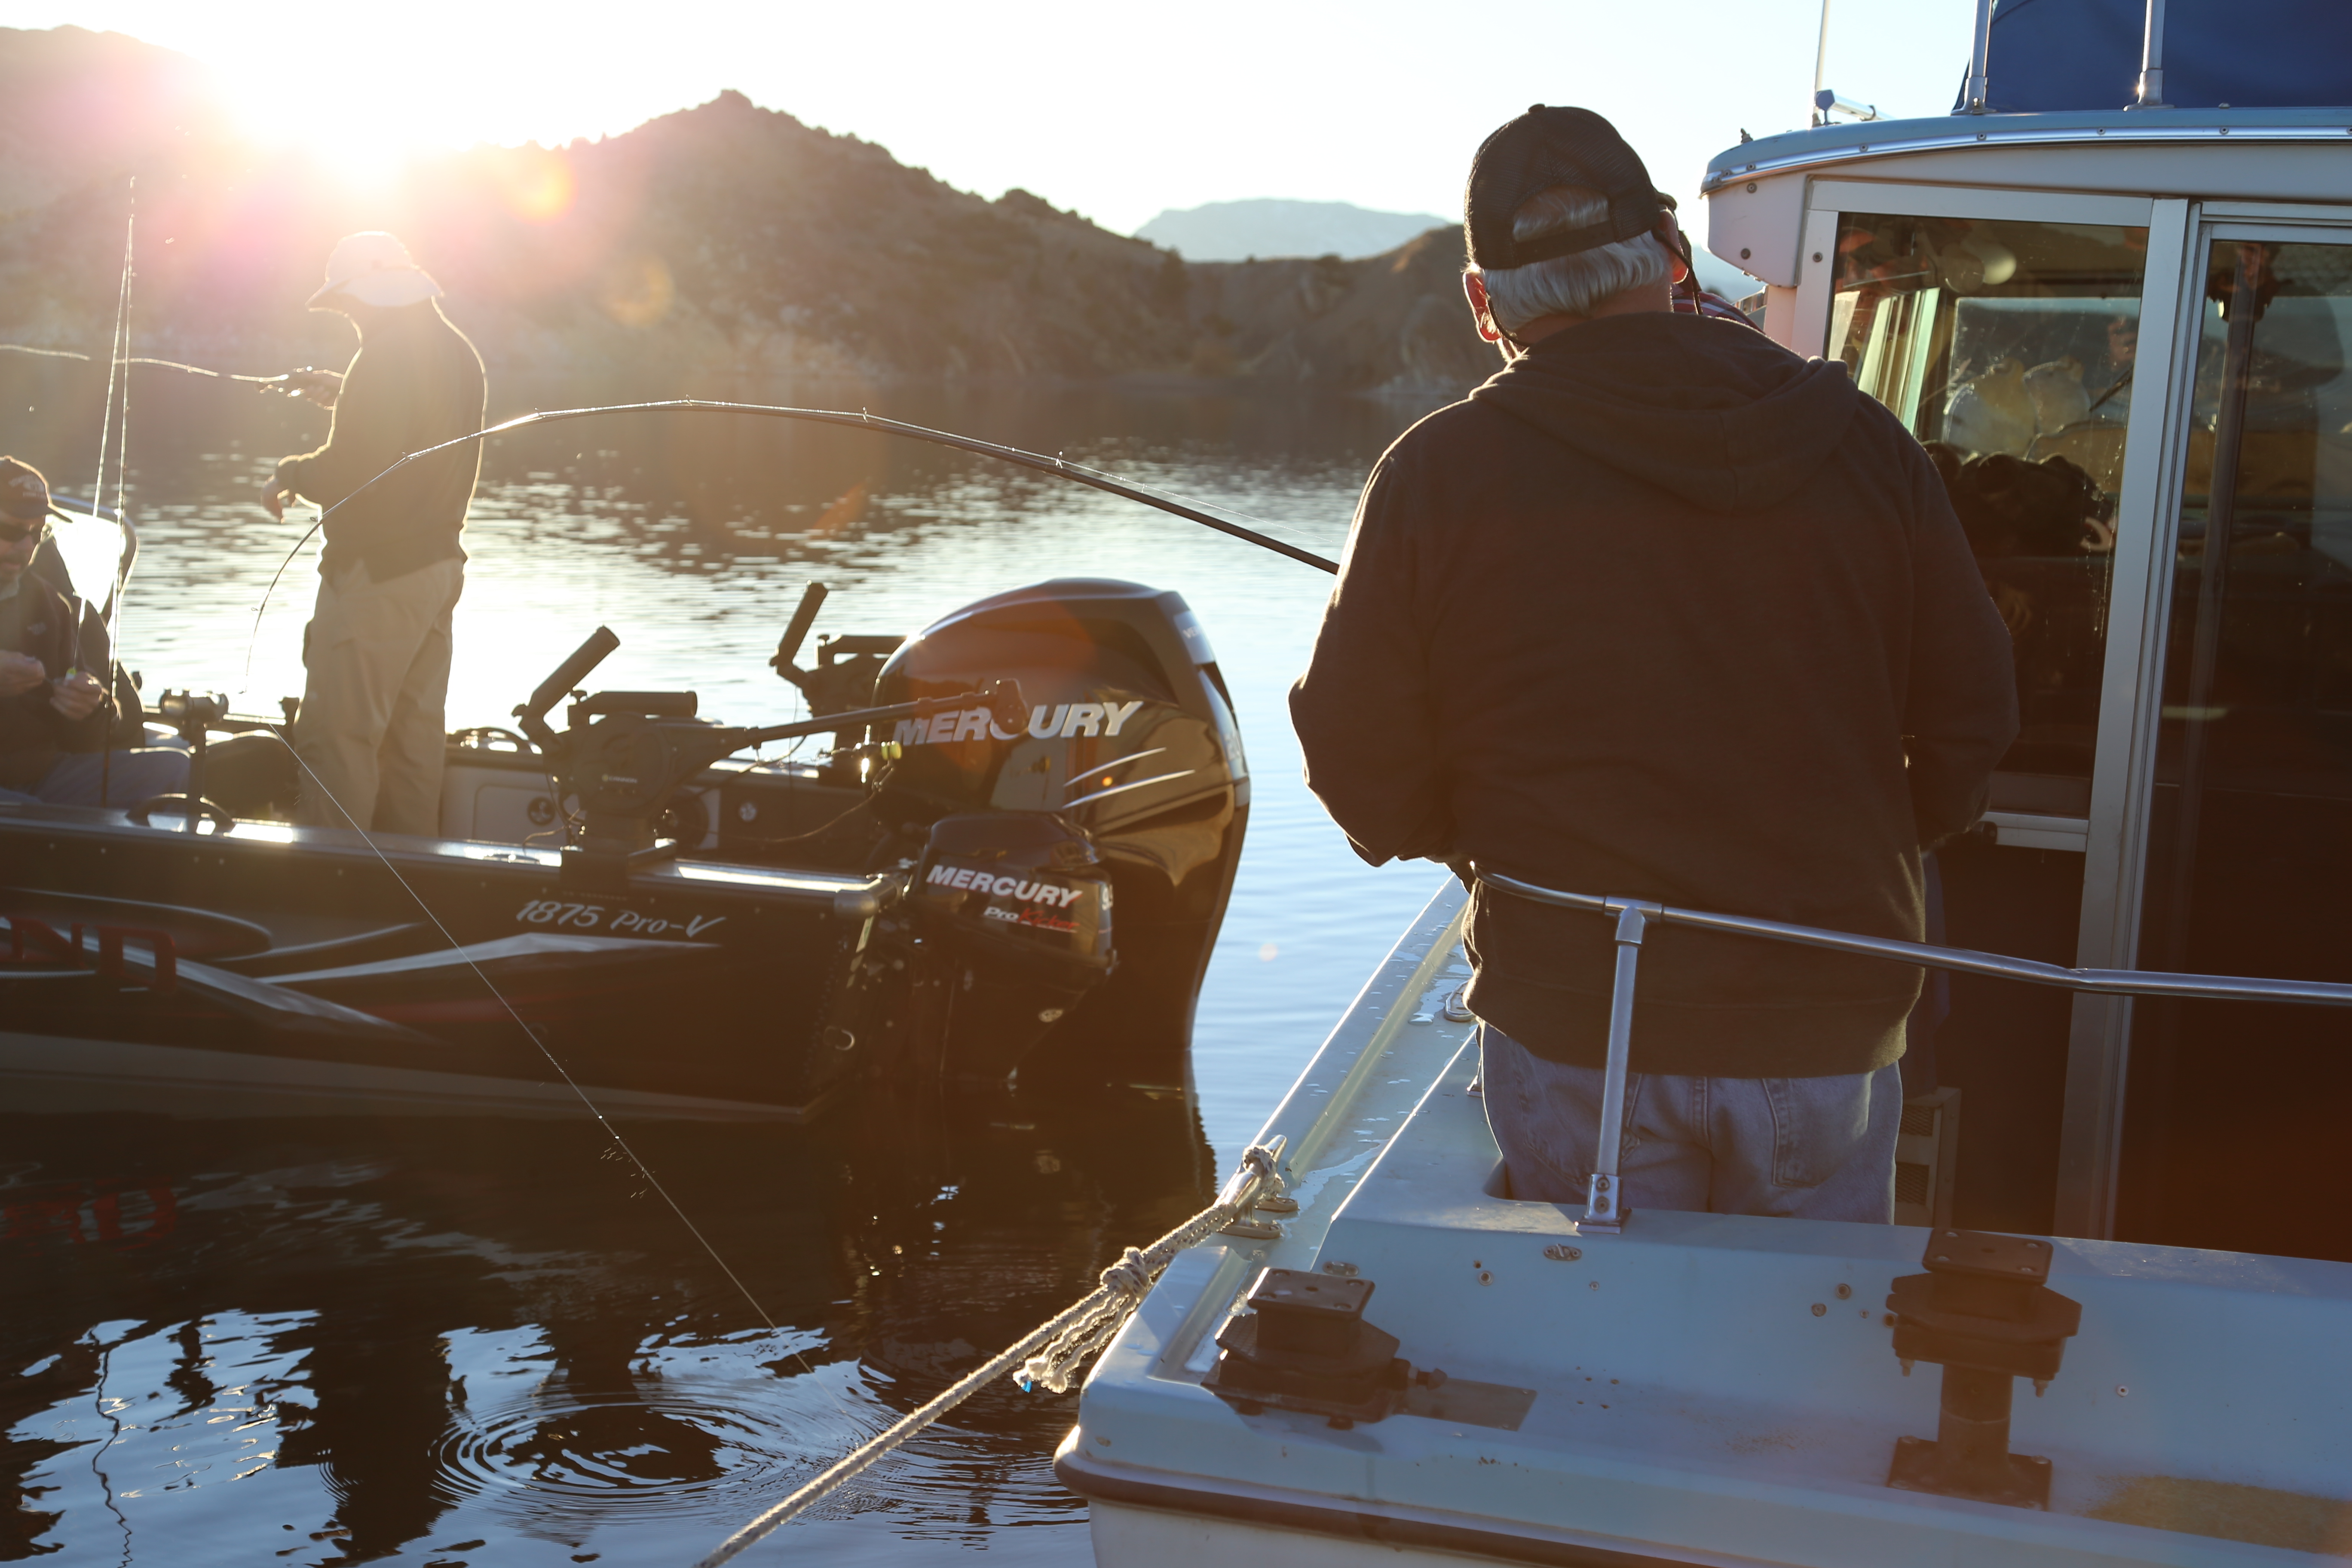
[1886, 1230, 2081, 1509]
[1961, 0, 1994, 113]
[2131, 0, 2170, 108]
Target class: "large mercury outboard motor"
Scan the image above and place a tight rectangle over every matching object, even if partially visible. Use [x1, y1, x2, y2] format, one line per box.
[872, 580, 1249, 1094]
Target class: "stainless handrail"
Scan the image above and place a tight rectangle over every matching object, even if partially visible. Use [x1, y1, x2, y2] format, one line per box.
[1473, 866, 2352, 1233]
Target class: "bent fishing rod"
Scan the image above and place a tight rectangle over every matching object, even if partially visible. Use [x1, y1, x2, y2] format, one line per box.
[243, 399, 1344, 691]
[313, 400, 1338, 572]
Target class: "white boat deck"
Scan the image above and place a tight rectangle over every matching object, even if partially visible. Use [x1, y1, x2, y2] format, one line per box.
[1068, 884, 2352, 1565]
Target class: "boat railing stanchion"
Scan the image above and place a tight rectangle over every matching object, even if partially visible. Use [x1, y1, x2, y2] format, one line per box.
[1583, 900, 1657, 1235]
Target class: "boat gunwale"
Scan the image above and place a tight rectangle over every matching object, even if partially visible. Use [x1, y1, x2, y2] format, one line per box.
[1704, 107, 2352, 193]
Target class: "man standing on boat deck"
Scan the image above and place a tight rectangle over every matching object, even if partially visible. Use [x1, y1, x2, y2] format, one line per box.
[1290, 108, 2015, 1223]
[263, 232, 485, 836]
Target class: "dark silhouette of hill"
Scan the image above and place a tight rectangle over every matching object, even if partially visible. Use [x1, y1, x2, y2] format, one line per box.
[0, 28, 1493, 398]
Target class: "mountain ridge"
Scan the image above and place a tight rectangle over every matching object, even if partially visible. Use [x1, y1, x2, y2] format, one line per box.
[0, 29, 1495, 398]
[1136, 199, 1455, 262]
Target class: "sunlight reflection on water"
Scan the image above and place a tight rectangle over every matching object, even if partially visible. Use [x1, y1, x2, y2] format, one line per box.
[0, 373, 1454, 1565]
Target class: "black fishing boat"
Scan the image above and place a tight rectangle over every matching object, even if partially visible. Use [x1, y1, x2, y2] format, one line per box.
[2, 478, 1250, 1119]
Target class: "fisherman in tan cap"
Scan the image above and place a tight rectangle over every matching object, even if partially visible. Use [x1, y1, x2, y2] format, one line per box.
[263, 232, 487, 836]
[0, 456, 188, 807]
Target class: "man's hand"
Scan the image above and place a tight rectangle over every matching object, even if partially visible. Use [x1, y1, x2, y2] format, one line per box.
[0, 651, 46, 697]
[261, 475, 294, 521]
[283, 368, 343, 410]
[49, 670, 103, 721]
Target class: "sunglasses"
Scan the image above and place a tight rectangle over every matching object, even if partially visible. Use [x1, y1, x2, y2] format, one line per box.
[0, 514, 49, 545]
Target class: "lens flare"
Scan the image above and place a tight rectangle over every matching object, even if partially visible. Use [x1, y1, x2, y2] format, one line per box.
[596, 256, 675, 328]
[493, 145, 576, 223]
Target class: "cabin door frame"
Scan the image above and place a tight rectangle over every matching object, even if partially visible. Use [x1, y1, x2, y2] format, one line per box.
[2058, 202, 2352, 1241]
[1786, 178, 2200, 1238]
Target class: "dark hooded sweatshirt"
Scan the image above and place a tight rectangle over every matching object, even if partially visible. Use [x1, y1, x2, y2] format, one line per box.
[273, 300, 486, 583]
[1290, 311, 2017, 1079]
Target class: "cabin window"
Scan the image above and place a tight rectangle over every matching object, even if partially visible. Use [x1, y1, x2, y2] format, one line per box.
[1828, 213, 2150, 816]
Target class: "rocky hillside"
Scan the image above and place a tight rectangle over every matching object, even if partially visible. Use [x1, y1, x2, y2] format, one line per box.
[0, 28, 1494, 398]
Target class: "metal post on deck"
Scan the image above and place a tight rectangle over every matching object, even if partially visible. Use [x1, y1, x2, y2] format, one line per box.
[2132, 0, 2170, 108]
[1961, 0, 1995, 113]
[1583, 901, 1656, 1234]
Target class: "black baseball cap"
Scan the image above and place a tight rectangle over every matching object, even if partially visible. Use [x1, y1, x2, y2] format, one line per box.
[1464, 105, 1666, 270]
[0, 456, 49, 522]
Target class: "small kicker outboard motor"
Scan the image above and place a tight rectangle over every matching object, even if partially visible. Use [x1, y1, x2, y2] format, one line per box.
[910, 813, 1115, 1089]
[873, 580, 1248, 1094]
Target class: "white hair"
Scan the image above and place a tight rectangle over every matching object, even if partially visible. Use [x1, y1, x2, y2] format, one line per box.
[1474, 185, 1672, 331]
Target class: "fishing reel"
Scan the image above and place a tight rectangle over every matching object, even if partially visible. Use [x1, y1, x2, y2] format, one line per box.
[516, 626, 1023, 890]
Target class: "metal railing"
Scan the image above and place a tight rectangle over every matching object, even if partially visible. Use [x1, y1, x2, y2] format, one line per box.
[1473, 866, 2352, 1234]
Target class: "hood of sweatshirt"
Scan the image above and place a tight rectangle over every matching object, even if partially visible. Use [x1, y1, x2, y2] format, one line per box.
[1470, 311, 1864, 513]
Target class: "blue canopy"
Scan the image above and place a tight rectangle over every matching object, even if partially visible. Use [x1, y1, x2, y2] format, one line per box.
[1957, 0, 2352, 112]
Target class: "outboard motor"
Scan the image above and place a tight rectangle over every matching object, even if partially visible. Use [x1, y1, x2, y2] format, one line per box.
[870, 579, 1249, 1093]
[910, 813, 1115, 1089]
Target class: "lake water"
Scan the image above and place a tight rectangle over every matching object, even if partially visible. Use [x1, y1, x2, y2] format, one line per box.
[0, 364, 1455, 1566]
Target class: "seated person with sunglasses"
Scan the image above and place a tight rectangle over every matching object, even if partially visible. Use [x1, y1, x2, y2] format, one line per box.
[0, 456, 188, 809]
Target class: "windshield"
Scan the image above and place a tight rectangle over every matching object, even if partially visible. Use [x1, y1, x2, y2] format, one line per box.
[1830, 212, 2150, 813]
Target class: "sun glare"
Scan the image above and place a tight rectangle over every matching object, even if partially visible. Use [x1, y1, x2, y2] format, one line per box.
[214, 40, 487, 190]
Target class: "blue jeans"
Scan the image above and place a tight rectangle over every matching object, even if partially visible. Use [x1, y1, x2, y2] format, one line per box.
[1479, 1023, 1902, 1223]
[0, 748, 189, 808]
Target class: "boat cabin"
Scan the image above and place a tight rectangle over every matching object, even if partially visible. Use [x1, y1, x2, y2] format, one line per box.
[1706, 92, 2352, 1264]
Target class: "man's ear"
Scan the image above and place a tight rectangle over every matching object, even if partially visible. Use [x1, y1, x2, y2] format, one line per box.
[1660, 216, 1693, 285]
[1462, 272, 1504, 343]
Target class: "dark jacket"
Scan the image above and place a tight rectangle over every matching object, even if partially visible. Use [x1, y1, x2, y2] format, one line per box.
[0, 569, 116, 791]
[275, 300, 487, 582]
[1290, 311, 2017, 1079]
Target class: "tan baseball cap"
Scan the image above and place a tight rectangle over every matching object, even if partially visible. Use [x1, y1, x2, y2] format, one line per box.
[308, 231, 444, 309]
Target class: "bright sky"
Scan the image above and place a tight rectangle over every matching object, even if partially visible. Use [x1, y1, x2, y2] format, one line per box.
[28, 0, 1976, 235]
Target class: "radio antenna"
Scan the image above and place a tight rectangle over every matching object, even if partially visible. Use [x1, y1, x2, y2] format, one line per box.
[1811, 0, 1834, 125]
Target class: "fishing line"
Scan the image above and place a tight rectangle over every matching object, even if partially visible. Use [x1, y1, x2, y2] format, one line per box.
[105, 204, 135, 698]
[83, 186, 135, 807]
[82, 1329, 134, 1568]
[82, 192, 132, 621]
[246, 727, 876, 1448]
[250, 724, 795, 1337]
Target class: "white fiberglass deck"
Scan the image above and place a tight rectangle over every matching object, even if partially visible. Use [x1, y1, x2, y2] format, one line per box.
[1066, 883, 2352, 1566]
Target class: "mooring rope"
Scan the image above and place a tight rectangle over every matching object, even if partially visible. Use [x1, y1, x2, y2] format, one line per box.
[689, 1141, 1285, 1568]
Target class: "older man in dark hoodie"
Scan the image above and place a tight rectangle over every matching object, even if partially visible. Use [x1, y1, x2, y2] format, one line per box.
[1291, 108, 2016, 1223]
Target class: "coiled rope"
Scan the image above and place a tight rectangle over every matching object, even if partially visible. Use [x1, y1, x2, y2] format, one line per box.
[689, 1141, 1286, 1568]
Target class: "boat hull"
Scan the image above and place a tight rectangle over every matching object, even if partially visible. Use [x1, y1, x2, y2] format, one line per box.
[0, 806, 892, 1118]
[1069, 884, 2352, 1568]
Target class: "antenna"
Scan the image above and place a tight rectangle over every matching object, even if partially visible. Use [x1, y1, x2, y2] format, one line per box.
[2131, 0, 2170, 108]
[1811, 0, 1834, 125]
[1962, 0, 1994, 114]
